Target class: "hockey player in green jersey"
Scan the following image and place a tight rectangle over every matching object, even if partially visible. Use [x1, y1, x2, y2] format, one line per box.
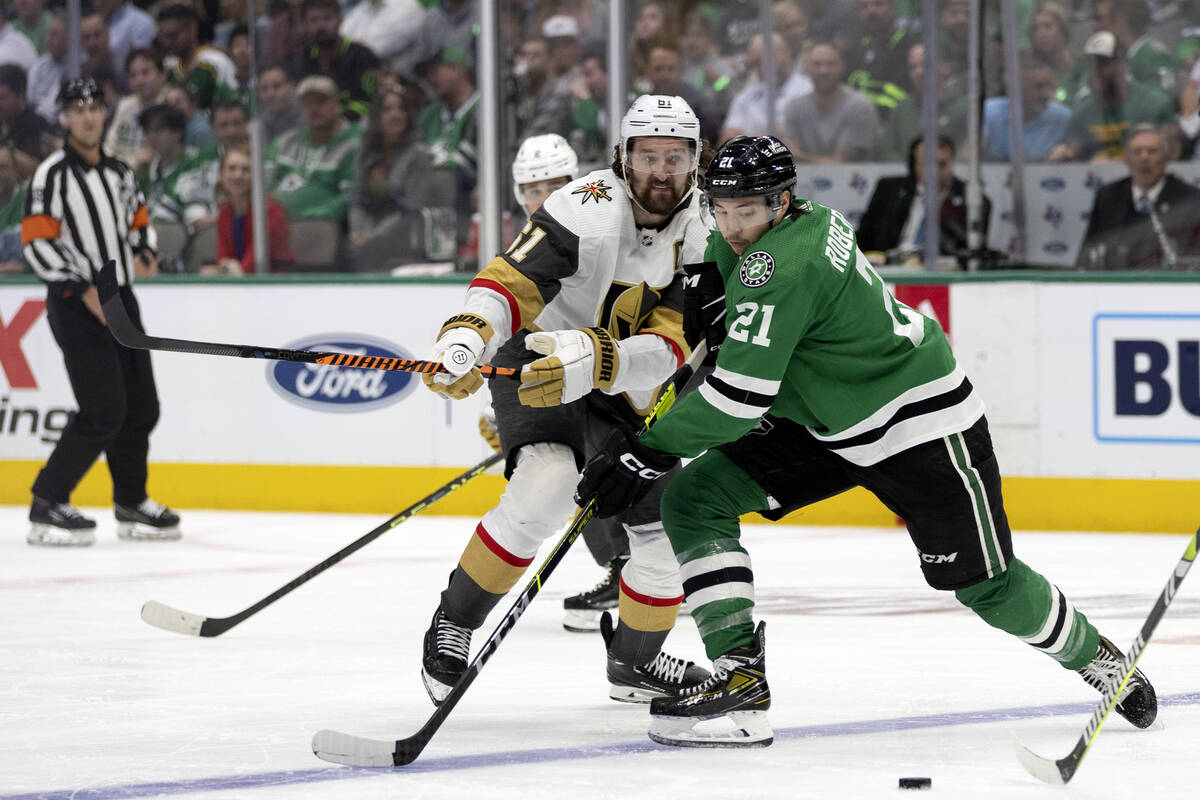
[576, 135, 1158, 748]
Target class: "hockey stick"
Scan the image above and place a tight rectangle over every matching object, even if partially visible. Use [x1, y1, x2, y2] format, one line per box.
[95, 261, 515, 379]
[312, 340, 710, 767]
[1015, 524, 1200, 784]
[141, 453, 504, 637]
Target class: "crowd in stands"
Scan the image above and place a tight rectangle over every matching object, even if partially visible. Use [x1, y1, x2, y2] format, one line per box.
[0, 0, 1198, 273]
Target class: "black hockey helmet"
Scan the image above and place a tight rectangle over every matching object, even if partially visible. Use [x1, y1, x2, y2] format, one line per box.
[701, 136, 797, 223]
[57, 77, 104, 111]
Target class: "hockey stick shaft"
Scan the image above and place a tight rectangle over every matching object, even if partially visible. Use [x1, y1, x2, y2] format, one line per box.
[313, 341, 710, 767]
[1016, 524, 1200, 784]
[142, 452, 503, 637]
[95, 261, 515, 378]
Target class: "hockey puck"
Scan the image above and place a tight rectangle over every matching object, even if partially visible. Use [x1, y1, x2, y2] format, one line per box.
[899, 777, 932, 790]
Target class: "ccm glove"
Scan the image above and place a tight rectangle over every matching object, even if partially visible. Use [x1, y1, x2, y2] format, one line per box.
[682, 261, 726, 363]
[422, 313, 493, 399]
[575, 427, 679, 518]
[518, 326, 619, 407]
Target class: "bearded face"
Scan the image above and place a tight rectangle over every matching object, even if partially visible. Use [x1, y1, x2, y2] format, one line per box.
[624, 137, 694, 216]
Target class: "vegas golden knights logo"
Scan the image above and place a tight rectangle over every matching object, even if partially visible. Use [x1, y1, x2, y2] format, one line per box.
[599, 281, 661, 339]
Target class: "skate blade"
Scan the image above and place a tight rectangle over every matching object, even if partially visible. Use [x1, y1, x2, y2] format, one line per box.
[26, 524, 95, 547]
[648, 710, 773, 748]
[420, 668, 453, 706]
[117, 523, 182, 541]
[562, 608, 604, 632]
[608, 683, 661, 704]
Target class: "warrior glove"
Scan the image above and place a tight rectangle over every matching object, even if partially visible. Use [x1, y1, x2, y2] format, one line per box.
[575, 427, 678, 518]
[519, 327, 620, 407]
[422, 313, 493, 399]
[682, 261, 726, 365]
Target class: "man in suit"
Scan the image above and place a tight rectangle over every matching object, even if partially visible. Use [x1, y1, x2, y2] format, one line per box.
[856, 133, 991, 267]
[1078, 123, 1200, 270]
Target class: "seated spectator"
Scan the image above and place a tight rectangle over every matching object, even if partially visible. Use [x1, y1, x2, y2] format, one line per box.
[1048, 31, 1176, 162]
[163, 83, 214, 149]
[642, 43, 721, 145]
[267, 0, 306, 67]
[158, 4, 236, 110]
[258, 63, 300, 143]
[390, 0, 476, 82]
[292, 0, 379, 121]
[11, 0, 51, 54]
[0, 10, 37, 71]
[543, 14, 584, 97]
[417, 44, 478, 248]
[981, 54, 1071, 162]
[1028, 2, 1086, 105]
[510, 35, 573, 143]
[772, 0, 811, 72]
[204, 146, 295, 274]
[0, 145, 27, 274]
[0, 63, 52, 179]
[105, 48, 168, 168]
[1077, 124, 1200, 270]
[80, 12, 127, 94]
[782, 40, 881, 163]
[214, 0, 268, 55]
[27, 11, 65, 122]
[265, 74, 360, 227]
[721, 31, 811, 143]
[349, 85, 455, 271]
[843, 0, 919, 123]
[136, 103, 192, 224]
[93, 0, 155, 79]
[880, 42, 967, 162]
[565, 45, 617, 173]
[856, 134, 992, 266]
[173, 98, 251, 229]
[1096, 0, 1179, 97]
[339, 0, 424, 62]
[679, 9, 734, 114]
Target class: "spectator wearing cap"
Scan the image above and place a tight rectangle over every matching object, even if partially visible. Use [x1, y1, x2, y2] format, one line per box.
[417, 43, 477, 253]
[264, 74, 361, 228]
[0, 63, 52, 179]
[510, 35, 573, 144]
[340, 0, 425, 62]
[27, 12, 66, 123]
[1077, 123, 1200, 269]
[157, 4, 237, 110]
[1095, 0, 1180, 98]
[292, 0, 379, 121]
[1048, 31, 1176, 162]
[135, 103, 192, 224]
[542, 14, 583, 95]
[163, 82, 214, 149]
[92, 0, 155, 79]
[11, 0, 51, 54]
[105, 48, 168, 169]
[0, 7, 37, 71]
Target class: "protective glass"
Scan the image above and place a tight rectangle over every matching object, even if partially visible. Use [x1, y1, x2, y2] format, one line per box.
[624, 144, 695, 175]
[519, 178, 569, 206]
[700, 194, 780, 232]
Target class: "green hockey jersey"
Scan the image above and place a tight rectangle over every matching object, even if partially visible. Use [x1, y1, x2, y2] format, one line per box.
[641, 199, 984, 466]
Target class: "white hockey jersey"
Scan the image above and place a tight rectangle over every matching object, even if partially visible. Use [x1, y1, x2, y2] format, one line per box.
[460, 168, 709, 404]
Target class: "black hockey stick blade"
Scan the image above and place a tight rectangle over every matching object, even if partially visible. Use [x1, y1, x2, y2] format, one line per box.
[312, 340, 709, 767]
[95, 261, 515, 378]
[1014, 525, 1199, 784]
[140, 452, 503, 637]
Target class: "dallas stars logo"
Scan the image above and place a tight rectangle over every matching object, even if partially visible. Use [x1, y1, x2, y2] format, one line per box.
[572, 179, 613, 205]
[739, 251, 775, 287]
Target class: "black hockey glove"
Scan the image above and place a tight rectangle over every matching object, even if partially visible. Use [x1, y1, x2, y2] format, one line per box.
[682, 261, 726, 364]
[575, 428, 679, 518]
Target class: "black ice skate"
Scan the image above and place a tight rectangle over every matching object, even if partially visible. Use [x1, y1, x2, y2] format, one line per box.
[1076, 634, 1157, 728]
[27, 497, 97, 547]
[648, 621, 772, 748]
[421, 606, 472, 705]
[563, 553, 628, 632]
[600, 611, 711, 703]
[115, 499, 181, 541]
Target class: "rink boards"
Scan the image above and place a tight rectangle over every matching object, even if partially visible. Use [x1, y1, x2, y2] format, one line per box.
[1, 275, 1197, 533]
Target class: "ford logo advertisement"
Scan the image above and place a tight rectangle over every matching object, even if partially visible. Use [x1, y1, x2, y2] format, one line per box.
[268, 334, 417, 412]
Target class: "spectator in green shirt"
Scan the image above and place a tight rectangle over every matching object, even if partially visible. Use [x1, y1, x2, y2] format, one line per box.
[0, 145, 26, 273]
[1096, 0, 1180, 99]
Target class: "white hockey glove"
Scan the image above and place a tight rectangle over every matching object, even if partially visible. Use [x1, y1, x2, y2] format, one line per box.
[422, 313, 493, 400]
[518, 327, 619, 408]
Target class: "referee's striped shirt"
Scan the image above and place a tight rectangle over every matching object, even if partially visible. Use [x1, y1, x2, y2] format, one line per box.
[22, 146, 157, 296]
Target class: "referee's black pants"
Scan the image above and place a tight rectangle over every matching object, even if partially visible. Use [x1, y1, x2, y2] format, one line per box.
[32, 286, 160, 507]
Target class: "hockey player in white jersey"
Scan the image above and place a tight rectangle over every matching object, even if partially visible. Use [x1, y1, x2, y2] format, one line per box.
[420, 95, 712, 705]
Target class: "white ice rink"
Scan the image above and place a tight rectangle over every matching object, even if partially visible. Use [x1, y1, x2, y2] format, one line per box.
[1, 507, 1197, 800]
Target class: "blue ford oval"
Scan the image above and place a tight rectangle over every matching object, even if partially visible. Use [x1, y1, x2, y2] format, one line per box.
[268, 334, 418, 412]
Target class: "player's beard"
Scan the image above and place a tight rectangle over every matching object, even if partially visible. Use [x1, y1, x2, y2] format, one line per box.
[631, 173, 689, 216]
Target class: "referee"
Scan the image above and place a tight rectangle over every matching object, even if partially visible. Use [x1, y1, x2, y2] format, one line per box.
[22, 78, 181, 547]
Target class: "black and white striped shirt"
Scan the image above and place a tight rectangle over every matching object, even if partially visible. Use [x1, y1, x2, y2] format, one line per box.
[22, 146, 156, 295]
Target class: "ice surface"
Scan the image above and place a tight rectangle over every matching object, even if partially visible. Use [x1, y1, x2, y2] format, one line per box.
[1, 506, 1196, 799]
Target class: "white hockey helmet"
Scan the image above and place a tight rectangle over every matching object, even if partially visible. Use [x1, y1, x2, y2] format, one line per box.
[619, 94, 701, 174]
[511, 133, 579, 209]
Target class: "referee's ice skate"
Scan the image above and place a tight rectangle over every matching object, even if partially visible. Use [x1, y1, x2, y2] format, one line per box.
[648, 621, 772, 748]
[600, 612, 710, 703]
[27, 497, 97, 547]
[115, 498, 182, 541]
